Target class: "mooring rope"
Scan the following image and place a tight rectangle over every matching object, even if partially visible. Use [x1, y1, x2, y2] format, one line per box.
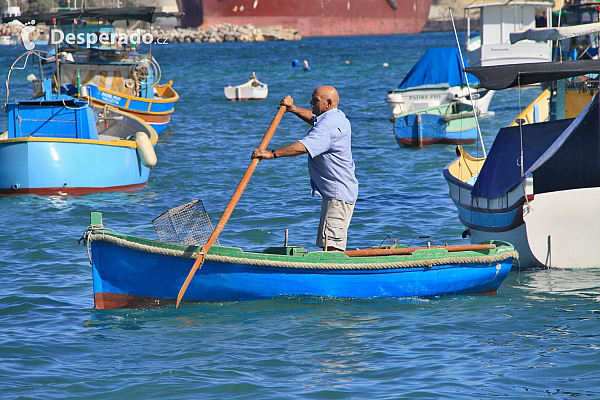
[80, 226, 116, 265]
[87, 232, 518, 271]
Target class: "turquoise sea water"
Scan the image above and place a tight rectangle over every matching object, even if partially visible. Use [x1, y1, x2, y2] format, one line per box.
[1, 33, 600, 399]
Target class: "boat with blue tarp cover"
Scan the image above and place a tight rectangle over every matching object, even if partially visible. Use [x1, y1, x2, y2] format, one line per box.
[81, 211, 517, 309]
[386, 47, 491, 148]
[444, 59, 600, 269]
[0, 51, 158, 196]
[385, 47, 494, 119]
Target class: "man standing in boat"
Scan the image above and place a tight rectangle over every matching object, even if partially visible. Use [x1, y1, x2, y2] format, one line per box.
[252, 86, 358, 251]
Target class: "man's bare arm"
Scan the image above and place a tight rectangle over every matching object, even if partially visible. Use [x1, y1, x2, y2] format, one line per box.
[281, 96, 313, 123]
[251, 141, 308, 160]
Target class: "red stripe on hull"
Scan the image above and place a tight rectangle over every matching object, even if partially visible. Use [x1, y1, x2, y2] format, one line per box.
[0, 183, 148, 197]
[396, 138, 476, 148]
[95, 292, 175, 309]
[135, 113, 172, 124]
[95, 284, 499, 309]
[477, 289, 499, 295]
[206, 16, 427, 37]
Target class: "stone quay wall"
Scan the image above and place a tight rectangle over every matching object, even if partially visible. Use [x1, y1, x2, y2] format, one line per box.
[141, 24, 302, 43]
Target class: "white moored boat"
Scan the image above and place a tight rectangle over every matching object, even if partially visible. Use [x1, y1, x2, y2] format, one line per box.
[464, 0, 553, 67]
[224, 72, 268, 101]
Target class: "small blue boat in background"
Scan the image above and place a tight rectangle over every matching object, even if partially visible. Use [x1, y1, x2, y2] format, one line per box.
[387, 48, 487, 148]
[82, 212, 517, 309]
[0, 51, 159, 197]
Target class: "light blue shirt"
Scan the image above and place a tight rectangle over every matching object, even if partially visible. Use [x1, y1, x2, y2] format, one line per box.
[299, 108, 359, 204]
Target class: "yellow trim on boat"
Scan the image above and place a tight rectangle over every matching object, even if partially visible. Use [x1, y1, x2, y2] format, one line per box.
[0, 107, 158, 147]
[510, 87, 596, 127]
[0, 136, 141, 148]
[106, 107, 159, 145]
[448, 145, 485, 183]
[510, 89, 550, 126]
[90, 81, 179, 116]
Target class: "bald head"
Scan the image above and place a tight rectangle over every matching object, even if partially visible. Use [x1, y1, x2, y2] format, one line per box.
[310, 86, 339, 116]
[314, 86, 339, 107]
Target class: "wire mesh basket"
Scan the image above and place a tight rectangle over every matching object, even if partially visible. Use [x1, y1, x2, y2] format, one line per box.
[152, 199, 219, 246]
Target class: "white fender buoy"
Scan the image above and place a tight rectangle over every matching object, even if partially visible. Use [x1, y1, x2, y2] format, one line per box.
[135, 132, 157, 168]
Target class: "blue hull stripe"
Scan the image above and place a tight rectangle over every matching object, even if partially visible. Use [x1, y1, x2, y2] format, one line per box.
[0, 140, 150, 190]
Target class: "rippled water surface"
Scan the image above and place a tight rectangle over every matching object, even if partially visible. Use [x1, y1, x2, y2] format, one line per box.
[1, 33, 599, 399]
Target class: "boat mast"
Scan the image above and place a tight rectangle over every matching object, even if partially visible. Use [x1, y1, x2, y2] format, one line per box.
[450, 8, 486, 158]
[52, 18, 61, 94]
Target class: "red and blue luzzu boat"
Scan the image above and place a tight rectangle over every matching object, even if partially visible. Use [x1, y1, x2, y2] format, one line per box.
[1, 52, 158, 197]
[82, 212, 518, 309]
[19, 7, 180, 134]
[58, 48, 179, 135]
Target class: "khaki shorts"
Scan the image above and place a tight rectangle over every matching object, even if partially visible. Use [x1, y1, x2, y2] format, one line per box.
[316, 198, 355, 251]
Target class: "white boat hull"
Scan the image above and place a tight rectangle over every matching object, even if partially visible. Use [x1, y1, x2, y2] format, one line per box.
[468, 223, 538, 269]
[465, 42, 553, 68]
[524, 187, 600, 269]
[386, 86, 493, 118]
[224, 85, 268, 101]
[0, 35, 17, 45]
[464, 1, 553, 67]
[465, 188, 600, 269]
[445, 172, 539, 268]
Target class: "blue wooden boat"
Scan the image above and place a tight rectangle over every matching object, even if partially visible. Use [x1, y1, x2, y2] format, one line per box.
[81, 212, 517, 309]
[393, 101, 478, 148]
[0, 51, 158, 196]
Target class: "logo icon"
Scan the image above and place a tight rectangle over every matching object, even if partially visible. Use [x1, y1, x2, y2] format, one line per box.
[21, 21, 36, 50]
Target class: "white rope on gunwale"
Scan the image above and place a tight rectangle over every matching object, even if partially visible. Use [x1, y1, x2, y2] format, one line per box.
[88, 232, 518, 271]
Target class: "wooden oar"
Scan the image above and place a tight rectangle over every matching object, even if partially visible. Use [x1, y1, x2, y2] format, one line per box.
[175, 106, 286, 308]
[343, 243, 496, 258]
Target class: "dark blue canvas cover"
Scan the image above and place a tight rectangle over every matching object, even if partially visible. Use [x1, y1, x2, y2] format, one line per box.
[470, 119, 573, 199]
[471, 94, 600, 199]
[398, 47, 479, 90]
[528, 95, 600, 195]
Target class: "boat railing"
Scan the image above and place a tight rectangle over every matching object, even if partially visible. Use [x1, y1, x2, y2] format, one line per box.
[62, 47, 145, 64]
[5, 50, 57, 106]
[565, 76, 599, 91]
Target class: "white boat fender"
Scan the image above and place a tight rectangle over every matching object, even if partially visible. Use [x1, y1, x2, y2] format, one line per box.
[135, 132, 157, 168]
